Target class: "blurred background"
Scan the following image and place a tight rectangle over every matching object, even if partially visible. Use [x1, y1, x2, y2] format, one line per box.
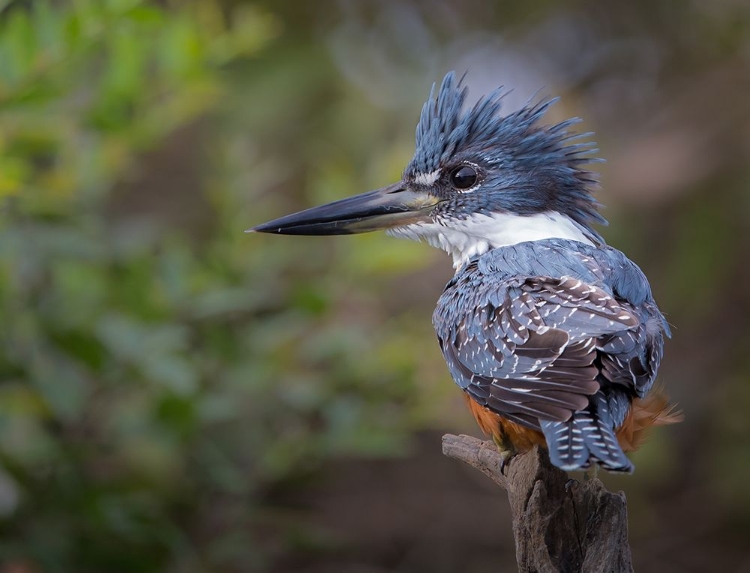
[0, 0, 749, 571]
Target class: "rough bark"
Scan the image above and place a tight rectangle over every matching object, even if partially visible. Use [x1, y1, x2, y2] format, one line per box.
[442, 434, 633, 573]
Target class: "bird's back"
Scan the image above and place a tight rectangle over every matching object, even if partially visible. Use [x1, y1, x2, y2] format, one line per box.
[434, 238, 676, 472]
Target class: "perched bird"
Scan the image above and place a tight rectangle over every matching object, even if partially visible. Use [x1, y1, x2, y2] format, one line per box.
[250, 72, 680, 472]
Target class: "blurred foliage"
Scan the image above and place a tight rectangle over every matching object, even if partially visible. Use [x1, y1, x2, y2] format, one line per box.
[0, 0, 749, 572]
[0, 1, 437, 571]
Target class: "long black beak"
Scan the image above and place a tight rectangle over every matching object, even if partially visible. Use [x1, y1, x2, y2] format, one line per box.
[248, 182, 440, 235]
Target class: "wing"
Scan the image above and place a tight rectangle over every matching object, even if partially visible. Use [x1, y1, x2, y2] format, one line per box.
[436, 275, 641, 429]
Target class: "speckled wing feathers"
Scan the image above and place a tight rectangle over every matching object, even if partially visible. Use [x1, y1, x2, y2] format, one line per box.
[434, 238, 668, 471]
[441, 275, 637, 424]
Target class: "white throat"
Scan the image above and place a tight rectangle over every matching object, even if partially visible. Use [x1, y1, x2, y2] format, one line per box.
[388, 211, 596, 270]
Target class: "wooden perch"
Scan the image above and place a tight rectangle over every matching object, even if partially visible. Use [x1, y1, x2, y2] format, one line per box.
[442, 434, 633, 573]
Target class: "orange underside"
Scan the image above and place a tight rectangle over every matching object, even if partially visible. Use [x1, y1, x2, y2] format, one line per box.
[465, 390, 683, 454]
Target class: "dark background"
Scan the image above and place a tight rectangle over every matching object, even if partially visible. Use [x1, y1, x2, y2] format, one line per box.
[0, 1, 749, 571]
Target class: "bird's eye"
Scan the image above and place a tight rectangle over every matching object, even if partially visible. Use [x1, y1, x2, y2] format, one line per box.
[450, 165, 478, 190]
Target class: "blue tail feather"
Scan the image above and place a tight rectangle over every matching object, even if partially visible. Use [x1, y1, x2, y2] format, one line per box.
[541, 393, 633, 473]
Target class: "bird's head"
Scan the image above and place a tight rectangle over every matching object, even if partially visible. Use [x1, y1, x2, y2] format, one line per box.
[251, 72, 606, 269]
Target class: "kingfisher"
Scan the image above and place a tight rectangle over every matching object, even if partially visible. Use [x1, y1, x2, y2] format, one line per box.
[250, 72, 680, 472]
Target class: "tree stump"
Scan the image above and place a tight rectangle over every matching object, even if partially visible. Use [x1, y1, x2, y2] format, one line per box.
[442, 434, 633, 573]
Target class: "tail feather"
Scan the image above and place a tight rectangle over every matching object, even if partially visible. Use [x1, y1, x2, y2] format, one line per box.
[543, 415, 589, 470]
[541, 393, 634, 473]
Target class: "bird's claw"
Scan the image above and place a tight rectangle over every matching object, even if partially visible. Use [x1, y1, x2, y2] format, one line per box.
[583, 464, 599, 481]
[492, 435, 517, 475]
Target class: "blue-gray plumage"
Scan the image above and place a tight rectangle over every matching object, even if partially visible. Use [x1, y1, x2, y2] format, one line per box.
[405, 73, 607, 233]
[434, 239, 669, 471]
[250, 71, 679, 473]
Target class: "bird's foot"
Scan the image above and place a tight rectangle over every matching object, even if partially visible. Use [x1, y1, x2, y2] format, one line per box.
[583, 464, 599, 481]
[492, 434, 517, 474]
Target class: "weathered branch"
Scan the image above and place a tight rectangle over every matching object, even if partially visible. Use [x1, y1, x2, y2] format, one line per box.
[442, 434, 633, 573]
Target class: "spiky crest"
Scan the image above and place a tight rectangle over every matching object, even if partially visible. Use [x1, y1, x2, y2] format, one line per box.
[405, 72, 607, 231]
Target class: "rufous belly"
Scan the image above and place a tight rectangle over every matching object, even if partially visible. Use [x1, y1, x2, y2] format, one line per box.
[465, 390, 682, 454]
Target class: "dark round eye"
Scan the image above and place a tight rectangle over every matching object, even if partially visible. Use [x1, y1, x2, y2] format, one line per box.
[450, 165, 478, 190]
